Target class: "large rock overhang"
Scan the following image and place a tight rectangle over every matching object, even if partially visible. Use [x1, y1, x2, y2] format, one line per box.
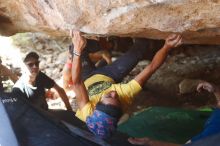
[0, 0, 220, 44]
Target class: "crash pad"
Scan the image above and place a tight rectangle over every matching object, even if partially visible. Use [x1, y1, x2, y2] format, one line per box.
[0, 92, 99, 146]
[0, 92, 134, 146]
[118, 106, 212, 144]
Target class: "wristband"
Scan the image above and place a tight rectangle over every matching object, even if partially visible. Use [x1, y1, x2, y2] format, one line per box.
[73, 51, 81, 57]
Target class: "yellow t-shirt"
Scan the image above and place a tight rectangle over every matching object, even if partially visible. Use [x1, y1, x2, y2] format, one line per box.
[75, 74, 142, 122]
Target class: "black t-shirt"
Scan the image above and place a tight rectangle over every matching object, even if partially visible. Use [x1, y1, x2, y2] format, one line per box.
[12, 71, 55, 110]
[0, 74, 3, 92]
[0, 81, 3, 92]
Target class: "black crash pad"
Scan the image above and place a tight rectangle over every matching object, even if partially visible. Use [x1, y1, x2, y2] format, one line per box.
[0, 92, 133, 146]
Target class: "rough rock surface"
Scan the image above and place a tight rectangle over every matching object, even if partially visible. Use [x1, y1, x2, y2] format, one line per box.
[0, 0, 220, 44]
[146, 44, 220, 97]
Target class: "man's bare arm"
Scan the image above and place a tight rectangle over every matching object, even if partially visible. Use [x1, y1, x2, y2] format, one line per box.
[0, 64, 18, 83]
[102, 51, 112, 64]
[197, 82, 220, 107]
[53, 83, 72, 111]
[134, 34, 182, 87]
[128, 137, 180, 146]
[71, 31, 89, 109]
[62, 65, 72, 91]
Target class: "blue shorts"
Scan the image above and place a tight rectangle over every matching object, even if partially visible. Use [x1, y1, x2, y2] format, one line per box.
[191, 108, 220, 142]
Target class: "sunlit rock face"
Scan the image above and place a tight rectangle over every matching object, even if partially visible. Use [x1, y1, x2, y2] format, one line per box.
[0, 0, 220, 44]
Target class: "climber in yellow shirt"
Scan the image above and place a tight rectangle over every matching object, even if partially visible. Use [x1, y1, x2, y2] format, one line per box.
[70, 30, 182, 139]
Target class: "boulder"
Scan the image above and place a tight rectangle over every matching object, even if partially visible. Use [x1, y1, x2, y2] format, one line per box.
[0, 0, 220, 44]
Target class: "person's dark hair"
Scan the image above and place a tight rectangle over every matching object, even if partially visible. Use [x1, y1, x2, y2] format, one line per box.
[69, 44, 74, 54]
[24, 52, 39, 62]
[96, 102, 122, 120]
[68, 44, 74, 59]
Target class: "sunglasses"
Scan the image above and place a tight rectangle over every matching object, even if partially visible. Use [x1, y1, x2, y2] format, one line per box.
[26, 61, 40, 67]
